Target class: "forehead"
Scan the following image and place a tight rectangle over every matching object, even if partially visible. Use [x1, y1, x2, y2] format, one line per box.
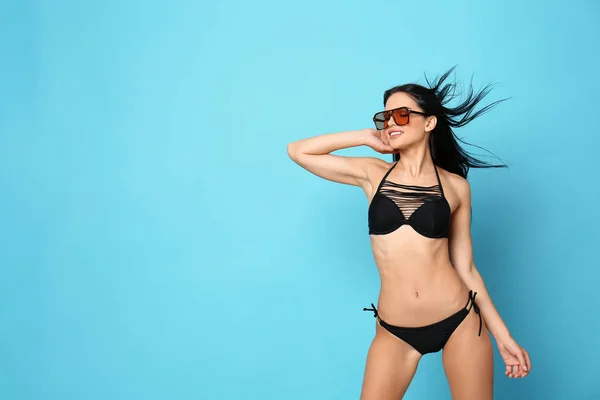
[385, 92, 419, 111]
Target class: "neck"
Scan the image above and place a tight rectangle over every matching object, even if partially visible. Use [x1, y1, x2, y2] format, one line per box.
[396, 141, 435, 178]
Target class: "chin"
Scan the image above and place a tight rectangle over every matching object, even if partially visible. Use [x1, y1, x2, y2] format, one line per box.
[392, 135, 424, 150]
[389, 137, 411, 150]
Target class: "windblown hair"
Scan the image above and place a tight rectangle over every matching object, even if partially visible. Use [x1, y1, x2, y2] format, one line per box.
[385, 66, 508, 178]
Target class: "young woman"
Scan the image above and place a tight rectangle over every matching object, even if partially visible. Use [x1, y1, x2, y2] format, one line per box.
[287, 68, 531, 399]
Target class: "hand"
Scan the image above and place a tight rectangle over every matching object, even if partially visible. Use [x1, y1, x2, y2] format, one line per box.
[497, 336, 531, 378]
[362, 128, 395, 154]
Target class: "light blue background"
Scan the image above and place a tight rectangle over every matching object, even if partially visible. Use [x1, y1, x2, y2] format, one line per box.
[1, 0, 599, 399]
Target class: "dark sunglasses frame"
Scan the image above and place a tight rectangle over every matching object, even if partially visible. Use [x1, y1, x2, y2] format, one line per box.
[372, 106, 429, 130]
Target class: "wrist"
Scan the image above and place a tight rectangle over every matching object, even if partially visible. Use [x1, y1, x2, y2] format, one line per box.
[492, 329, 513, 343]
[356, 128, 377, 144]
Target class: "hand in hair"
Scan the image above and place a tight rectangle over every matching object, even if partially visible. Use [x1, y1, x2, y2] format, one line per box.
[362, 128, 395, 154]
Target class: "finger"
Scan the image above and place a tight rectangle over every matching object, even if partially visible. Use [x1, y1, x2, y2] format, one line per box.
[509, 362, 520, 378]
[514, 365, 523, 379]
[380, 131, 390, 146]
[519, 357, 529, 378]
[376, 144, 389, 154]
[516, 349, 528, 374]
[505, 359, 516, 377]
[523, 349, 531, 372]
[521, 367, 529, 378]
[519, 351, 530, 378]
[381, 143, 394, 153]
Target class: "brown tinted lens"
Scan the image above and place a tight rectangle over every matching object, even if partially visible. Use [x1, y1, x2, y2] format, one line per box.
[393, 108, 410, 125]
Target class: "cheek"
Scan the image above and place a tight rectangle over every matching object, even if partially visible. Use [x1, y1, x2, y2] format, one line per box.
[392, 128, 426, 146]
[403, 126, 423, 138]
[407, 123, 427, 136]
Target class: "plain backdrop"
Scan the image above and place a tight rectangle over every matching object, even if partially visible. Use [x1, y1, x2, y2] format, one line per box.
[1, 0, 599, 399]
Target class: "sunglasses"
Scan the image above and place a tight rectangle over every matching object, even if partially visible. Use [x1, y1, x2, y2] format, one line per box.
[372, 107, 429, 130]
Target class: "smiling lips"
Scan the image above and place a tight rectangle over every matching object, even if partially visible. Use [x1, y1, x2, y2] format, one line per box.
[389, 129, 404, 138]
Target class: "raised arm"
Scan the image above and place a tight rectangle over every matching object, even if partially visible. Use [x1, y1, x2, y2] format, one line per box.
[287, 128, 394, 188]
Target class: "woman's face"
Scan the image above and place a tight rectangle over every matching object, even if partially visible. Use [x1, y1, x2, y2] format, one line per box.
[383, 92, 436, 151]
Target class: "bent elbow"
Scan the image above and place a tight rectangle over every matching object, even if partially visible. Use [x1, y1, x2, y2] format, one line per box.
[287, 142, 300, 161]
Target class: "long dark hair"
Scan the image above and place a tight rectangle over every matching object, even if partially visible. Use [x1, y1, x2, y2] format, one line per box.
[384, 66, 508, 178]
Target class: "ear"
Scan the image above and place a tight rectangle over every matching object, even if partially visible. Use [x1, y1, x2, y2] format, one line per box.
[425, 115, 437, 132]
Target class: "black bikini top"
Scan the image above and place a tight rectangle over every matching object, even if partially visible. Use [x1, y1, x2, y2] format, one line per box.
[368, 161, 451, 238]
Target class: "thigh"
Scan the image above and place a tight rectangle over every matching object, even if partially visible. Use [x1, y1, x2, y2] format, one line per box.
[360, 322, 422, 400]
[442, 309, 494, 400]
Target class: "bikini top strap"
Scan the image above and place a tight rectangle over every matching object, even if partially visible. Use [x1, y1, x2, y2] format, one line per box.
[429, 140, 445, 197]
[433, 164, 445, 197]
[375, 161, 399, 193]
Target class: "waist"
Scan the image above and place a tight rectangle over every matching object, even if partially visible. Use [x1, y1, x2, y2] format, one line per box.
[375, 263, 468, 327]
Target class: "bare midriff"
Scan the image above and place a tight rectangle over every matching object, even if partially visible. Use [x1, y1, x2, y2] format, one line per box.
[369, 225, 469, 327]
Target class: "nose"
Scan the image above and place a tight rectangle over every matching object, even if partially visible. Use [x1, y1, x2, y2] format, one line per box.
[386, 113, 397, 128]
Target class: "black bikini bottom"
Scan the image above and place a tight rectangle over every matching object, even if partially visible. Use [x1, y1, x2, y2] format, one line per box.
[363, 290, 482, 355]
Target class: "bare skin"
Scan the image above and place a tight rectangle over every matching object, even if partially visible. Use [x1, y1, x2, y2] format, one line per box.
[287, 92, 531, 399]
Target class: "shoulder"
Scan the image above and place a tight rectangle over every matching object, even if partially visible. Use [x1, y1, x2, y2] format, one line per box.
[437, 167, 471, 206]
[438, 167, 469, 189]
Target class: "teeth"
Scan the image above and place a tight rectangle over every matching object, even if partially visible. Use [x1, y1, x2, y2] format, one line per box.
[390, 131, 403, 136]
